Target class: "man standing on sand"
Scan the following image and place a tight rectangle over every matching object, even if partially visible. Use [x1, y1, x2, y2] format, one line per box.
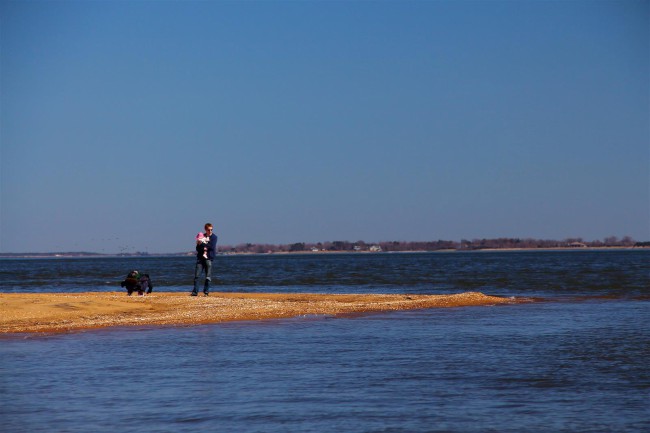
[191, 223, 218, 297]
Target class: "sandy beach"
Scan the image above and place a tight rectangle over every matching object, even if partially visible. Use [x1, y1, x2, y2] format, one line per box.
[0, 291, 512, 334]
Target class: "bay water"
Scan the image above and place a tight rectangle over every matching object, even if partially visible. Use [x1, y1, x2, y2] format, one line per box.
[1, 250, 648, 432]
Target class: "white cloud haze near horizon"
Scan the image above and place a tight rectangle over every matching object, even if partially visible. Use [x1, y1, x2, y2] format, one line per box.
[1, 0, 648, 253]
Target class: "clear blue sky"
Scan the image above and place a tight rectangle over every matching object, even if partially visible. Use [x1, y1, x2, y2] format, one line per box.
[1, 0, 648, 253]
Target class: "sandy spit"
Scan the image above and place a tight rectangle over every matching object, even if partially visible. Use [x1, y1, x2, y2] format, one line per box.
[0, 291, 513, 334]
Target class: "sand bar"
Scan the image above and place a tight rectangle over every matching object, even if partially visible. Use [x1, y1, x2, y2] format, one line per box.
[0, 291, 513, 334]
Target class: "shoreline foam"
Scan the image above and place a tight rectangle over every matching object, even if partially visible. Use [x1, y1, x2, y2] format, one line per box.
[0, 291, 513, 334]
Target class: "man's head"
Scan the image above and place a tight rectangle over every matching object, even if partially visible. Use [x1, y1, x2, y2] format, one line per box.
[204, 223, 213, 234]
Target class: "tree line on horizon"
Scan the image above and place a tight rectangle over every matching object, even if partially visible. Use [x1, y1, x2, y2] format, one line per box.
[1, 236, 645, 257]
[221, 236, 643, 254]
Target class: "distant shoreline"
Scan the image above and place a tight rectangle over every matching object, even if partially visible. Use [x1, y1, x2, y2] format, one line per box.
[0, 246, 647, 259]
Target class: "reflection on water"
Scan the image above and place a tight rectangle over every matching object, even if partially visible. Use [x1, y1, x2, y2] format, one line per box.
[1, 301, 649, 432]
[1, 251, 648, 432]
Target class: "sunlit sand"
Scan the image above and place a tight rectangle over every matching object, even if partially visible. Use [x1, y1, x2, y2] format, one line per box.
[0, 291, 513, 334]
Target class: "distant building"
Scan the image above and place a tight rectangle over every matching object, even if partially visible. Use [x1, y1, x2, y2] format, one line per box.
[369, 245, 382, 252]
[568, 242, 587, 248]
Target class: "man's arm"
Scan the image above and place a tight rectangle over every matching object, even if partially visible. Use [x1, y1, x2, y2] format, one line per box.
[208, 234, 218, 256]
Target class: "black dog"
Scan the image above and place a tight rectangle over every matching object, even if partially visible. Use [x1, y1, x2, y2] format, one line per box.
[121, 271, 153, 296]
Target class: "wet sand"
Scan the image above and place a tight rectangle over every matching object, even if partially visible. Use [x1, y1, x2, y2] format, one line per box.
[0, 291, 512, 334]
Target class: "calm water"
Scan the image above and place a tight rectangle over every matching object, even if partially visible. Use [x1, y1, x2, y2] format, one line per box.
[1, 250, 648, 298]
[1, 251, 649, 432]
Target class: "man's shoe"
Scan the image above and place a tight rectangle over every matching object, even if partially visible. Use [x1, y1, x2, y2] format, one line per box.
[190, 292, 198, 296]
[203, 293, 209, 297]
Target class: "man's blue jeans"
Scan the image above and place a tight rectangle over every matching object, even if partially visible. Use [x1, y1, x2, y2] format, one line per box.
[192, 259, 212, 295]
